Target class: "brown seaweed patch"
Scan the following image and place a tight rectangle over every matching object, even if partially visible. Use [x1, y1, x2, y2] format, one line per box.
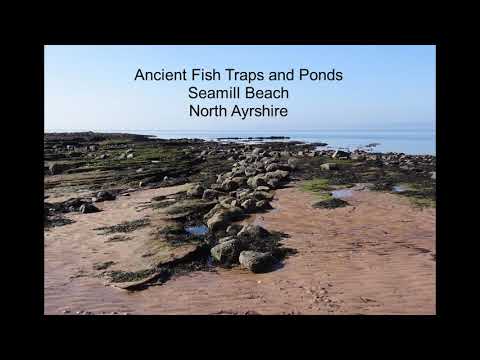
[94, 218, 150, 235]
[93, 261, 116, 270]
[104, 234, 132, 243]
[312, 198, 349, 209]
[107, 268, 160, 283]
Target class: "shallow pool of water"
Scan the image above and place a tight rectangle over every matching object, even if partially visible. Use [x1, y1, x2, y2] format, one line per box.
[392, 184, 411, 193]
[331, 189, 354, 199]
[185, 225, 209, 236]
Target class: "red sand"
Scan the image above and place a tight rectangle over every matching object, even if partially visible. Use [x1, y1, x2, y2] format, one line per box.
[44, 184, 435, 315]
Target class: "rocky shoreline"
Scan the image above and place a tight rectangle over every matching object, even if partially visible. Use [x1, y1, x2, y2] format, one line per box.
[44, 132, 436, 292]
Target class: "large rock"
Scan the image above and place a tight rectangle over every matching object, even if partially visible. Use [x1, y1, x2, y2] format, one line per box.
[265, 163, 281, 172]
[256, 186, 270, 192]
[218, 236, 235, 244]
[245, 167, 257, 177]
[210, 239, 244, 264]
[252, 148, 262, 156]
[221, 179, 239, 192]
[203, 203, 223, 220]
[239, 251, 276, 273]
[48, 163, 69, 175]
[265, 170, 289, 181]
[202, 189, 221, 201]
[332, 150, 350, 159]
[232, 167, 246, 177]
[219, 196, 236, 208]
[79, 203, 100, 214]
[236, 224, 270, 242]
[263, 158, 276, 166]
[254, 162, 265, 171]
[241, 198, 256, 211]
[256, 200, 271, 209]
[267, 178, 280, 189]
[287, 158, 299, 169]
[320, 163, 338, 171]
[252, 191, 273, 201]
[232, 176, 247, 187]
[351, 152, 366, 161]
[92, 190, 116, 202]
[187, 184, 204, 198]
[247, 175, 267, 189]
[206, 207, 244, 232]
[226, 224, 243, 236]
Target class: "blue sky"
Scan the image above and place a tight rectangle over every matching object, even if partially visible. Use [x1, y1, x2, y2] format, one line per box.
[45, 45, 435, 131]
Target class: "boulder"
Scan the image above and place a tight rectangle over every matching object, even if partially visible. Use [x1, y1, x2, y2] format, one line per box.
[252, 191, 273, 201]
[239, 251, 276, 273]
[93, 190, 116, 202]
[210, 239, 244, 264]
[332, 150, 350, 159]
[232, 176, 247, 187]
[320, 163, 338, 171]
[219, 196, 236, 208]
[287, 158, 299, 169]
[265, 170, 289, 181]
[241, 198, 256, 211]
[187, 184, 205, 198]
[221, 179, 239, 192]
[218, 236, 235, 244]
[256, 200, 271, 209]
[203, 203, 223, 221]
[232, 167, 246, 177]
[79, 203, 100, 214]
[252, 148, 262, 156]
[247, 175, 267, 189]
[226, 224, 243, 236]
[126, 153, 134, 159]
[48, 163, 69, 175]
[206, 207, 244, 232]
[256, 186, 270, 192]
[267, 178, 280, 189]
[236, 224, 270, 242]
[202, 189, 220, 201]
[254, 162, 265, 171]
[266, 163, 281, 172]
[263, 157, 276, 166]
[351, 152, 366, 161]
[245, 167, 257, 177]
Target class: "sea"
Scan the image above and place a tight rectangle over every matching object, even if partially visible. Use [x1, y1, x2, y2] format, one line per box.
[46, 129, 436, 155]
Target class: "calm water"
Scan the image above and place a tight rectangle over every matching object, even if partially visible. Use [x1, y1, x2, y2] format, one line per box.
[46, 129, 436, 155]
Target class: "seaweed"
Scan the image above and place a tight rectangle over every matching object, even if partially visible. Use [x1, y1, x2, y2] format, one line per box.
[94, 218, 150, 234]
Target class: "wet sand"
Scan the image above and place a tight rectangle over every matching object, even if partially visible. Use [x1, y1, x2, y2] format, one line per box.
[44, 184, 435, 315]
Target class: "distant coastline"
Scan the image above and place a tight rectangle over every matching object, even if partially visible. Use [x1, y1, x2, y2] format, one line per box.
[44, 129, 436, 155]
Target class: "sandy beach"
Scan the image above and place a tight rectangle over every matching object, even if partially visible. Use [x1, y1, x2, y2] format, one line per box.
[44, 132, 436, 315]
[45, 181, 435, 315]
